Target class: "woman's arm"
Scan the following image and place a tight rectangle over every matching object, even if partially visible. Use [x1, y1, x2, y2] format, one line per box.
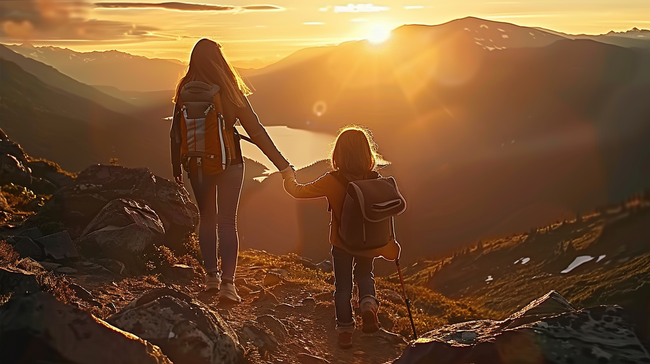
[282, 169, 330, 199]
[236, 98, 290, 171]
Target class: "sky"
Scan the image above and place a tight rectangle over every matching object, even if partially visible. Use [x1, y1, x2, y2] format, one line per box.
[1, 0, 650, 64]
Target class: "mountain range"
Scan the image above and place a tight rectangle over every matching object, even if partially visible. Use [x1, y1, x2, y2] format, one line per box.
[1, 17, 650, 261]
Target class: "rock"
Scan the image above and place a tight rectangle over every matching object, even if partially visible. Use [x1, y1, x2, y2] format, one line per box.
[296, 353, 330, 364]
[241, 323, 278, 352]
[263, 271, 282, 286]
[258, 314, 288, 340]
[107, 288, 243, 364]
[17, 227, 43, 240]
[55, 266, 78, 275]
[13, 236, 45, 260]
[77, 198, 165, 271]
[316, 259, 333, 272]
[0, 266, 40, 295]
[161, 263, 194, 283]
[23, 165, 199, 249]
[93, 257, 126, 275]
[0, 292, 172, 364]
[393, 291, 650, 364]
[0, 154, 57, 194]
[26, 159, 75, 189]
[69, 283, 94, 301]
[378, 312, 395, 331]
[35, 230, 79, 260]
[380, 289, 404, 305]
[39, 261, 63, 271]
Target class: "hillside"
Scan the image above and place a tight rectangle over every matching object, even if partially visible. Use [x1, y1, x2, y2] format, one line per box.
[1, 134, 649, 363]
[0, 59, 169, 175]
[402, 193, 650, 348]
[6, 44, 186, 93]
[0, 44, 136, 114]
[238, 18, 650, 259]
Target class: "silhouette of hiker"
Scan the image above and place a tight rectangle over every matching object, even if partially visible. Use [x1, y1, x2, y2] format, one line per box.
[281, 126, 400, 348]
[170, 38, 291, 303]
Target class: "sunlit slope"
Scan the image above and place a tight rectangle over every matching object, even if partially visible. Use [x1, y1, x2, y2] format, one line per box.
[0, 44, 136, 114]
[243, 17, 650, 258]
[0, 59, 168, 175]
[7, 44, 186, 93]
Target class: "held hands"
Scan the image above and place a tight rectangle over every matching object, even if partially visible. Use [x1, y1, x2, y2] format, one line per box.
[280, 165, 296, 181]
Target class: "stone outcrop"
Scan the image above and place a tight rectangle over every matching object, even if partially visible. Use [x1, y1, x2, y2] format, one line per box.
[108, 288, 244, 364]
[76, 198, 165, 272]
[24, 164, 199, 250]
[393, 291, 650, 364]
[0, 292, 172, 364]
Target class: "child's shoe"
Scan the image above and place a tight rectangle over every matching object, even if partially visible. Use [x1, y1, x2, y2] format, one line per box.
[205, 272, 221, 291]
[360, 296, 380, 333]
[219, 281, 242, 303]
[338, 332, 353, 349]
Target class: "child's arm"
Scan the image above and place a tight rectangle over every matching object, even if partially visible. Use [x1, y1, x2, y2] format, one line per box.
[282, 168, 330, 199]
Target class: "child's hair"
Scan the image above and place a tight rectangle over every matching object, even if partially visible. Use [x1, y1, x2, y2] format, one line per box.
[331, 125, 387, 176]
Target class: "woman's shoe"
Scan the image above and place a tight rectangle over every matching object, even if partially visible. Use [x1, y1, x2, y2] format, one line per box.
[360, 296, 380, 333]
[219, 282, 242, 303]
[338, 332, 353, 349]
[205, 272, 221, 291]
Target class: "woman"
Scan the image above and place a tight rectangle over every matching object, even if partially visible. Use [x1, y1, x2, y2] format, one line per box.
[281, 126, 400, 348]
[171, 38, 291, 303]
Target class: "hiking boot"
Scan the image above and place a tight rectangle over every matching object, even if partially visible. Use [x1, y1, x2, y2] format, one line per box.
[360, 296, 380, 333]
[338, 332, 353, 349]
[205, 272, 221, 291]
[219, 282, 242, 304]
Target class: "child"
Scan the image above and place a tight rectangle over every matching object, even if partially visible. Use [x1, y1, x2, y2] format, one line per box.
[281, 126, 400, 349]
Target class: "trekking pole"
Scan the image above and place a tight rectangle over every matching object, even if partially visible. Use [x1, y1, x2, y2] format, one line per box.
[395, 258, 418, 340]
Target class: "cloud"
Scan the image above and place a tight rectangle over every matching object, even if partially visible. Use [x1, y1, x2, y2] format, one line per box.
[333, 4, 389, 13]
[0, 0, 163, 41]
[93, 2, 284, 12]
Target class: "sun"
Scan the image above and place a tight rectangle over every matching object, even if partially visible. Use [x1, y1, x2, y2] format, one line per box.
[366, 24, 392, 44]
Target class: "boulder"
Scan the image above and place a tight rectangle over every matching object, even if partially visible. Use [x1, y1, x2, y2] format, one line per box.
[0, 266, 40, 295]
[24, 165, 199, 249]
[0, 153, 57, 194]
[26, 159, 75, 189]
[0, 292, 172, 364]
[393, 291, 650, 364]
[13, 236, 45, 261]
[107, 288, 244, 364]
[77, 198, 165, 271]
[35, 230, 79, 260]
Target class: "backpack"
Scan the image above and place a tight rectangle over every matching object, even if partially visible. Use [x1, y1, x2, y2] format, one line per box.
[333, 171, 407, 252]
[178, 81, 237, 180]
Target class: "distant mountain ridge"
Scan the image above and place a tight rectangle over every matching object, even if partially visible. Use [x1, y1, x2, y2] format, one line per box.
[5, 44, 186, 92]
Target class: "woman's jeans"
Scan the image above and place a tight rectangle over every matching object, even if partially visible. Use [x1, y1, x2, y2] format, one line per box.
[331, 245, 376, 331]
[189, 163, 244, 282]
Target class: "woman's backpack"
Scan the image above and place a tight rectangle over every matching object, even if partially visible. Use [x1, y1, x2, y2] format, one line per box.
[333, 172, 407, 252]
[178, 81, 237, 180]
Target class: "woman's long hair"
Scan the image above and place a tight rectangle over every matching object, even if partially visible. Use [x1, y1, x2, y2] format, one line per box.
[173, 38, 251, 107]
[331, 126, 387, 178]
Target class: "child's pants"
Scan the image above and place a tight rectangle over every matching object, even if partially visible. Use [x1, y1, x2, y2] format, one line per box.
[331, 245, 376, 332]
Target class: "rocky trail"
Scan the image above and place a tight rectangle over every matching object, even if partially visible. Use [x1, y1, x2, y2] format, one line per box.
[2, 128, 650, 364]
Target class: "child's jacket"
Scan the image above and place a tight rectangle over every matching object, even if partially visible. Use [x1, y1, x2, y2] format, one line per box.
[283, 171, 400, 260]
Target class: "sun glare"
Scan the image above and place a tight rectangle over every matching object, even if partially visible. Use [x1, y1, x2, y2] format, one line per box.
[366, 24, 392, 44]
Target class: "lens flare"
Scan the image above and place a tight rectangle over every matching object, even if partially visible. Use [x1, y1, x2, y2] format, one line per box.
[366, 24, 391, 44]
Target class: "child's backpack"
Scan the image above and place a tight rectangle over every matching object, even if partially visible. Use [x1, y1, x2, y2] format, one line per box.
[178, 81, 237, 180]
[333, 172, 407, 252]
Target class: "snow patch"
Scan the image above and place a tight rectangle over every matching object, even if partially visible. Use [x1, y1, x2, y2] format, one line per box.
[561, 256, 594, 274]
[480, 24, 489, 29]
[597, 255, 606, 262]
[514, 257, 531, 265]
[502, 34, 509, 39]
[486, 275, 493, 282]
[498, 28, 506, 32]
